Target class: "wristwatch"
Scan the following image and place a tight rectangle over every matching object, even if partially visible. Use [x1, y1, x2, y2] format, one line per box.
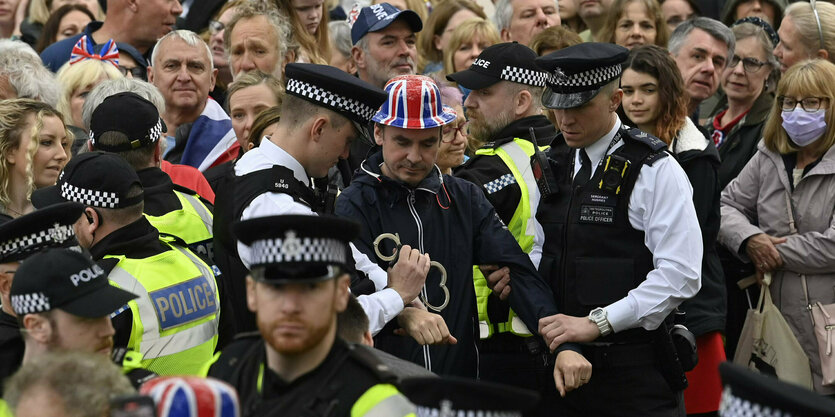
[589, 307, 613, 337]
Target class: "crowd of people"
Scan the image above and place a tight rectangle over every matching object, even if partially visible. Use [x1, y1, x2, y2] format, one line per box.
[0, 0, 835, 415]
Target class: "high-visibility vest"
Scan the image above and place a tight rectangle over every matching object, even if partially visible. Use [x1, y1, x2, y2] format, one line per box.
[473, 138, 547, 339]
[107, 242, 219, 375]
[145, 190, 214, 261]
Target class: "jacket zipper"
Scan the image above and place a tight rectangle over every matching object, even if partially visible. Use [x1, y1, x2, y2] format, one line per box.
[406, 189, 433, 371]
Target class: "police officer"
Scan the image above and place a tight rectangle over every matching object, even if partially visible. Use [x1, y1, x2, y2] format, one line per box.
[33, 152, 221, 376]
[336, 74, 589, 385]
[534, 43, 703, 416]
[10, 248, 137, 372]
[232, 63, 430, 337]
[447, 42, 558, 410]
[209, 214, 416, 416]
[87, 92, 215, 263]
[0, 203, 85, 393]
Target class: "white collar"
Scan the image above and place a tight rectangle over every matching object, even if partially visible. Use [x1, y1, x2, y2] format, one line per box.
[575, 115, 621, 176]
[258, 139, 311, 186]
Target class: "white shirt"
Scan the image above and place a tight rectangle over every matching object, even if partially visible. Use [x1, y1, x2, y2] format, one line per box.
[573, 117, 703, 333]
[236, 139, 404, 335]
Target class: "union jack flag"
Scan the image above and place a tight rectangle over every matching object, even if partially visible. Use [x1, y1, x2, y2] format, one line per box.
[69, 36, 119, 68]
[140, 376, 240, 417]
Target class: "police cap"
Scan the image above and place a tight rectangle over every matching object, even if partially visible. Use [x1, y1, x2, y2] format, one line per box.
[284, 63, 388, 141]
[535, 43, 629, 109]
[718, 362, 835, 416]
[90, 92, 166, 152]
[32, 151, 144, 209]
[10, 248, 137, 318]
[400, 376, 540, 416]
[446, 42, 548, 90]
[234, 215, 360, 284]
[0, 202, 84, 264]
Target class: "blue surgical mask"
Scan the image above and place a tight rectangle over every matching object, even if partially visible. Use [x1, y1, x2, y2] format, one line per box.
[781, 108, 827, 147]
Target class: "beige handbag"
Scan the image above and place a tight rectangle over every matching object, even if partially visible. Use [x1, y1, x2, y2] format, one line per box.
[733, 273, 814, 389]
[801, 277, 835, 386]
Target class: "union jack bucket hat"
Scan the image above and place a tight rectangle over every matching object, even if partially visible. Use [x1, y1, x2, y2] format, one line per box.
[372, 75, 457, 129]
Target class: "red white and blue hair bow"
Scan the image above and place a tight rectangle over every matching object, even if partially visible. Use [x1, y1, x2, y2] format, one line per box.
[69, 36, 119, 68]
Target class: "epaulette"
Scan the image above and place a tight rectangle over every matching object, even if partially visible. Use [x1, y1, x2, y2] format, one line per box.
[644, 149, 670, 166]
[624, 127, 667, 152]
[172, 184, 214, 208]
[346, 343, 399, 384]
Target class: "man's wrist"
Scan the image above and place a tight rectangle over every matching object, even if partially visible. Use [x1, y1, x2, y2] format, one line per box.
[588, 307, 612, 337]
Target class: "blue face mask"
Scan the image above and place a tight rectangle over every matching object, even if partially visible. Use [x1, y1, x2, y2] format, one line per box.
[781, 108, 828, 147]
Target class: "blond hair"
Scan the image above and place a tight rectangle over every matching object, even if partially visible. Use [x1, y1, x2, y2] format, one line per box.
[443, 18, 501, 78]
[55, 59, 123, 126]
[0, 100, 68, 208]
[763, 59, 835, 155]
[784, 2, 835, 63]
[272, 0, 331, 64]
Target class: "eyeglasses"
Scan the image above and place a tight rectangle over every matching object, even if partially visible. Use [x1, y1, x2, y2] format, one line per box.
[442, 121, 469, 142]
[811, 0, 825, 50]
[778, 96, 830, 111]
[117, 65, 144, 79]
[728, 55, 769, 72]
[209, 20, 225, 35]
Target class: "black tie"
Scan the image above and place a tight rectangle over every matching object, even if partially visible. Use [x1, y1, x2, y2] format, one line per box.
[574, 149, 591, 187]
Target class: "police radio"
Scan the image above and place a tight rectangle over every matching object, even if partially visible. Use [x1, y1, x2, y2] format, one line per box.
[529, 127, 558, 199]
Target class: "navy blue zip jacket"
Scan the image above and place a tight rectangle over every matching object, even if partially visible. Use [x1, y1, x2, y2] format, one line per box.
[335, 151, 568, 378]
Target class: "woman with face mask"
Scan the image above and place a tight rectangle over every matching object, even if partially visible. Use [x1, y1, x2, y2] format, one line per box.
[719, 59, 835, 395]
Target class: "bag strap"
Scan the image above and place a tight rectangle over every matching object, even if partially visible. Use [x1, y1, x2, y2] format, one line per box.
[786, 190, 816, 326]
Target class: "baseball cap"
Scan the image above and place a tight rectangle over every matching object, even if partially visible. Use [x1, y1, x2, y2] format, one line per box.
[32, 151, 144, 209]
[446, 42, 549, 90]
[234, 214, 360, 283]
[535, 43, 629, 109]
[90, 92, 166, 152]
[0, 202, 84, 264]
[350, 3, 423, 45]
[10, 248, 137, 318]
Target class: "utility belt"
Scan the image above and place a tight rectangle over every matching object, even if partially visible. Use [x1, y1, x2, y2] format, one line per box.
[581, 343, 657, 370]
[479, 332, 544, 355]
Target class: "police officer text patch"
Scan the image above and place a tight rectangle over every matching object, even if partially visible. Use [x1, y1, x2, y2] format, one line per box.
[579, 205, 615, 224]
[150, 275, 217, 331]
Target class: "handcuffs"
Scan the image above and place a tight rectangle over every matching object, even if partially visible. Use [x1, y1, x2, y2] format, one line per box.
[373, 232, 450, 312]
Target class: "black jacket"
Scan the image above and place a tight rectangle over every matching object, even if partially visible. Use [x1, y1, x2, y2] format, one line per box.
[335, 151, 563, 377]
[672, 120, 725, 336]
[705, 92, 773, 190]
[0, 310, 23, 395]
[210, 335, 402, 417]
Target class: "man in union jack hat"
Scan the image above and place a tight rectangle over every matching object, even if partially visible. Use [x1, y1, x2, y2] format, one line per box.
[335, 75, 582, 386]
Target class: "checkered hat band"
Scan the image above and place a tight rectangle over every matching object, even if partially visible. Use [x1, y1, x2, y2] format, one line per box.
[90, 118, 163, 149]
[0, 224, 74, 256]
[415, 407, 521, 417]
[11, 292, 50, 315]
[500, 66, 548, 87]
[250, 236, 347, 266]
[61, 182, 120, 208]
[550, 64, 622, 90]
[286, 78, 377, 123]
[719, 387, 792, 417]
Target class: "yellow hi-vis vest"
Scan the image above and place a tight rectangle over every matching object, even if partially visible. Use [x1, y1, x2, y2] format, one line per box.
[145, 190, 214, 261]
[107, 242, 220, 376]
[473, 138, 547, 339]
